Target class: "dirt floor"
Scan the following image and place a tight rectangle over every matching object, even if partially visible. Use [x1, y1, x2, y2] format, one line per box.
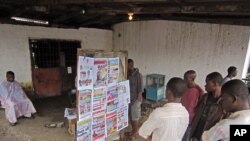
[0, 95, 166, 141]
[0, 95, 74, 141]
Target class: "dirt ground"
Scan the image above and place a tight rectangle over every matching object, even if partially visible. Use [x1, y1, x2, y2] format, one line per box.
[0, 95, 74, 141]
[0, 95, 165, 141]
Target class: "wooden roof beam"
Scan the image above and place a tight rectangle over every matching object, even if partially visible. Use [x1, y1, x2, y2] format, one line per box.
[85, 4, 250, 15]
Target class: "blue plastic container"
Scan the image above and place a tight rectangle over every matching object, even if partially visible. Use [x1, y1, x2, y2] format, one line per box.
[146, 74, 165, 101]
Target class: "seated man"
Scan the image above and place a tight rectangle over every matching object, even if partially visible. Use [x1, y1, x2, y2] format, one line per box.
[0, 71, 36, 126]
[202, 79, 250, 141]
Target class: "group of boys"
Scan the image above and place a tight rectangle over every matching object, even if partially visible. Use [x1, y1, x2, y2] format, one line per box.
[128, 59, 250, 141]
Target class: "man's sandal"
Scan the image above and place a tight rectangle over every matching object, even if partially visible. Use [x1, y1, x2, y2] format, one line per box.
[44, 123, 57, 128]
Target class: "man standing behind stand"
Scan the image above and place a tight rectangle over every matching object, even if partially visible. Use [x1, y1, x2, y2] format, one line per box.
[190, 72, 228, 141]
[127, 59, 143, 140]
[181, 70, 204, 141]
[222, 66, 237, 85]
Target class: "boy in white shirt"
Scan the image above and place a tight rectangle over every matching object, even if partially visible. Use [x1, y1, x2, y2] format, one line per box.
[202, 79, 250, 141]
[139, 77, 189, 141]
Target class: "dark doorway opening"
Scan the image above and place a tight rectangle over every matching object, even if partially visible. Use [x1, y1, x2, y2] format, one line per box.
[29, 39, 81, 97]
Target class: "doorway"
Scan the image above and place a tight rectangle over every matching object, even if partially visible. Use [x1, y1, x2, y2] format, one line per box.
[29, 39, 81, 97]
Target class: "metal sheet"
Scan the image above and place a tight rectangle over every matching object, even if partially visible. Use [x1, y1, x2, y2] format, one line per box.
[32, 68, 62, 97]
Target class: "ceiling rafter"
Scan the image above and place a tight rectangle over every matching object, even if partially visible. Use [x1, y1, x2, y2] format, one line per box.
[1, 0, 250, 29]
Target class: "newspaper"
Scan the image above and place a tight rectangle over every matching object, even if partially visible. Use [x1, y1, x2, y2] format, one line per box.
[92, 110, 106, 141]
[78, 89, 92, 120]
[64, 108, 77, 120]
[93, 88, 107, 113]
[108, 58, 119, 86]
[118, 80, 130, 108]
[93, 58, 108, 88]
[77, 118, 92, 141]
[106, 85, 118, 113]
[77, 56, 94, 90]
[117, 106, 129, 131]
[106, 111, 117, 137]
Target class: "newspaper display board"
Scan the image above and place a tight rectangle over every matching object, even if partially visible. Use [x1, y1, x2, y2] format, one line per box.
[76, 49, 128, 141]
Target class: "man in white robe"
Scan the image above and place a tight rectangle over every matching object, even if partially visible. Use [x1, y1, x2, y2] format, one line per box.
[0, 71, 36, 126]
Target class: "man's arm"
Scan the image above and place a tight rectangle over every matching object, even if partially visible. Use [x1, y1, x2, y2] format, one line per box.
[202, 121, 227, 141]
[139, 109, 159, 139]
[137, 73, 143, 101]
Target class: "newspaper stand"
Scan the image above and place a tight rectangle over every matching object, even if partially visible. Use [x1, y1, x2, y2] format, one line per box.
[76, 49, 128, 141]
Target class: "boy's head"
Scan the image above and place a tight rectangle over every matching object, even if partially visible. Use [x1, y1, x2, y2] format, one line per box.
[221, 79, 249, 113]
[205, 72, 223, 93]
[227, 66, 237, 77]
[166, 77, 187, 101]
[128, 59, 134, 72]
[6, 71, 15, 82]
[184, 70, 196, 84]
